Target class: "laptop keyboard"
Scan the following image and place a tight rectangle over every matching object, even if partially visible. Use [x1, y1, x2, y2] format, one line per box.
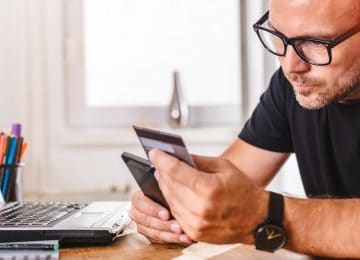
[0, 202, 87, 227]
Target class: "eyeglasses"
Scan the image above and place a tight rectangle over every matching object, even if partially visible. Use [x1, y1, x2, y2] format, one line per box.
[253, 11, 360, 66]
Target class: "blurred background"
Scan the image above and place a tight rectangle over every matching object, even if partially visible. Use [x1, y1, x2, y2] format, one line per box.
[0, 0, 304, 202]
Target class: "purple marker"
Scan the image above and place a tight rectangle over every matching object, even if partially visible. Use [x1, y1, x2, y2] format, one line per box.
[11, 123, 22, 137]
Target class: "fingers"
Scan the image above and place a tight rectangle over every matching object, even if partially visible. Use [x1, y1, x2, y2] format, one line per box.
[149, 149, 191, 174]
[130, 191, 192, 244]
[136, 224, 192, 244]
[129, 204, 181, 234]
[150, 149, 230, 176]
[149, 149, 220, 212]
[149, 149, 207, 188]
[131, 190, 170, 220]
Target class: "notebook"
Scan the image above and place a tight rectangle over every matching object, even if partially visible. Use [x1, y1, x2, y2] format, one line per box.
[0, 200, 131, 246]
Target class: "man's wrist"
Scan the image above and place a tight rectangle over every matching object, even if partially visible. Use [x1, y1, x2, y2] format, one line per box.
[254, 192, 287, 252]
[243, 189, 269, 244]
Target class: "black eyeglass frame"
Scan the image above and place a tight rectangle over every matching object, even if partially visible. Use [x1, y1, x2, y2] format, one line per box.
[253, 11, 360, 66]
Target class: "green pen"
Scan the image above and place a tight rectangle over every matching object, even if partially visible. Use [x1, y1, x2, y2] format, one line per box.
[0, 240, 59, 251]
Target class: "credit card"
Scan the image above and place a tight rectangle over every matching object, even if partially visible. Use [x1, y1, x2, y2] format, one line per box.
[133, 125, 195, 167]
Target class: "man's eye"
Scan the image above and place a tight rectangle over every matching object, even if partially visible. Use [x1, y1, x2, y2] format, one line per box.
[310, 41, 325, 47]
[298, 40, 324, 49]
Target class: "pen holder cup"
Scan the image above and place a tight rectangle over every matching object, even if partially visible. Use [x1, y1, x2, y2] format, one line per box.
[0, 163, 24, 203]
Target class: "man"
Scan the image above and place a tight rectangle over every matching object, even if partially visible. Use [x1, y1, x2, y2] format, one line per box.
[129, 0, 360, 258]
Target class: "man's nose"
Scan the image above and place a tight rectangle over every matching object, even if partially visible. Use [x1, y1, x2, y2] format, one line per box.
[280, 46, 311, 74]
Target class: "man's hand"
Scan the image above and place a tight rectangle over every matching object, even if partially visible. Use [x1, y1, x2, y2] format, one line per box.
[149, 149, 269, 244]
[129, 191, 192, 244]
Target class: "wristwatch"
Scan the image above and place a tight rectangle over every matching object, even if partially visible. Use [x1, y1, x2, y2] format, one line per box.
[254, 191, 287, 252]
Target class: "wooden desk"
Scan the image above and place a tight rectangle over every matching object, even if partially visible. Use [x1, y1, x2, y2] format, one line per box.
[60, 232, 313, 260]
[60, 233, 185, 260]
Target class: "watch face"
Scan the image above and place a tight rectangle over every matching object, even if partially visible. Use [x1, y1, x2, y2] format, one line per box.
[255, 224, 286, 252]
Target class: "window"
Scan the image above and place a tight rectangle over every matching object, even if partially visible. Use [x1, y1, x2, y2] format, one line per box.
[64, 0, 241, 127]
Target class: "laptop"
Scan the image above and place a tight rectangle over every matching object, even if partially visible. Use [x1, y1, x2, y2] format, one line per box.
[0, 200, 131, 246]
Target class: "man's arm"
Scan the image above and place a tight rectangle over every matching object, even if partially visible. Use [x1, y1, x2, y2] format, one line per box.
[151, 146, 360, 258]
[129, 137, 288, 244]
[225, 140, 359, 257]
[221, 138, 289, 187]
[284, 196, 360, 258]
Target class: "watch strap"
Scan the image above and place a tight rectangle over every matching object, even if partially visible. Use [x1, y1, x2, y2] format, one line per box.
[266, 191, 284, 225]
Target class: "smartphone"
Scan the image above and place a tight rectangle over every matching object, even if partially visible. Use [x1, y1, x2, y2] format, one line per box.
[133, 125, 195, 167]
[121, 152, 169, 209]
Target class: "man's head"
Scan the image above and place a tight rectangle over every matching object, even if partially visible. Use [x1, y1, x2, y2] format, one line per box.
[268, 0, 360, 109]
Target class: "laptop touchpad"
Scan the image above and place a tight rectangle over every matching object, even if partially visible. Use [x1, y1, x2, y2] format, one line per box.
[56, 212, 105, 228]
[74, 212, 105, 226]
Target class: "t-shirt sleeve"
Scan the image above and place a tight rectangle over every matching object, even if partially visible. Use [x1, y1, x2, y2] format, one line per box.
[239, 68, 293, 153]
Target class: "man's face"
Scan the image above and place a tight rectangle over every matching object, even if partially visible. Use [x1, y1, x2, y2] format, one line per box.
[269, 0, 360, 109]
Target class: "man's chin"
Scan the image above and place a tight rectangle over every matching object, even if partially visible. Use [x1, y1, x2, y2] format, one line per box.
[294, 93, 328, 110]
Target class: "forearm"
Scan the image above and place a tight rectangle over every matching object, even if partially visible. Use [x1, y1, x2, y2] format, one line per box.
[221, 139, 289, 187]
[284, 196, 360, 258]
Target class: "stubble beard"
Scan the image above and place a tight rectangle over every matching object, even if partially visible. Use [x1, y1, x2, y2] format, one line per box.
[286, 65, 360, 110]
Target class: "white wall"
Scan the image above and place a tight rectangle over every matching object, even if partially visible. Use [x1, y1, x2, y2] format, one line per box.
[0, 0, 304, 199]
[0, 0, 40, 193]
[0, 0, 27, 134]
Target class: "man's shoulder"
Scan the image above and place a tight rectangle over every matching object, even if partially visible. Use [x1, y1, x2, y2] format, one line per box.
[239, 67, 295, 153]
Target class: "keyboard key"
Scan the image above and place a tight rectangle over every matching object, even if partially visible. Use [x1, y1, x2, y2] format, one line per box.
[0, 202, 87, 227]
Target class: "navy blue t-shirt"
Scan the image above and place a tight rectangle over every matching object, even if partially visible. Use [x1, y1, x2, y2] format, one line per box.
[239, 68, 360, 197]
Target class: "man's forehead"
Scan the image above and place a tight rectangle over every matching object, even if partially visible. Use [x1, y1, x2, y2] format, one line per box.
[269, 0, 360, 38]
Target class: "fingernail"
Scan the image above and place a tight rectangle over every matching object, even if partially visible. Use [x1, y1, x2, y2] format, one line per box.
[158, 209, 170, 220]
[179, 234, 191, 243]
[149, 149, 156, 161]
[154, 170, 160, 181]
[170, 222, 181, 233]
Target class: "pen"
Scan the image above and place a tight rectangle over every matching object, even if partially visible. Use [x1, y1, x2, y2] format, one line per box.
[0, 136, 11, 191]
[0, 134, 6, 164]
[0, 240, 59, 251]
[20, 141, 28, 161]
[2, 136, 11, 165]
[11, 123, 21, 138]
[1, 137, 17, 198]
[5, 137, 23, 201]
[15, 137, 23, 164]
[0, 134, 6, 188]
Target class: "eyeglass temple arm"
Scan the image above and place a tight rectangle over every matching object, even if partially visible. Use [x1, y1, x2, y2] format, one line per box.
[329, 23, 360, 47]
[254, 11, 269, 27]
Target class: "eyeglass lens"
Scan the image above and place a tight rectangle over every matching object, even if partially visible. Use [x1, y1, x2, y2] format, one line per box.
[258, 29, 330, 64]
